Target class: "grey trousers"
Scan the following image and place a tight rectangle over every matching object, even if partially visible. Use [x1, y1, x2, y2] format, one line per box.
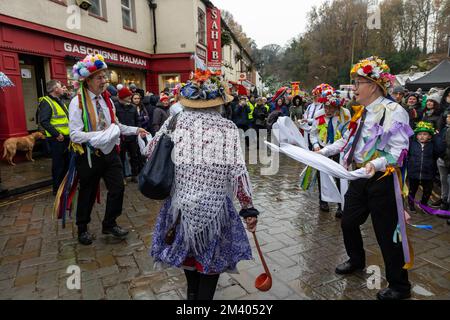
[437, 158, 449, 202]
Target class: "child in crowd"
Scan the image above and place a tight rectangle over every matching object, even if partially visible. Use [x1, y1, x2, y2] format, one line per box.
[407, 121, 444, 212]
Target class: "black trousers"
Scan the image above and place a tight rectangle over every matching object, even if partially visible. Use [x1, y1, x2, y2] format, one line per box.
[75, 150, 125, 233]
[48, 137, 70, 193]
[184, 270, 220, 300]
[120, 139, 141, 177]
[408, 179, 433, 205]
[342, 172, 411, 293]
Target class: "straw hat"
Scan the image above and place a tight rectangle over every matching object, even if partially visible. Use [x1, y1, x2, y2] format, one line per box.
[179, 69, 233, 108]
[350, 56, 395, 96]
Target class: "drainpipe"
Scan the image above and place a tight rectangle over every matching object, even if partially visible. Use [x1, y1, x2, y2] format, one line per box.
[148, 0, 158, 54]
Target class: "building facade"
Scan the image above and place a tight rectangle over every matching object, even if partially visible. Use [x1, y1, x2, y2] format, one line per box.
[0, 0, 261, 141]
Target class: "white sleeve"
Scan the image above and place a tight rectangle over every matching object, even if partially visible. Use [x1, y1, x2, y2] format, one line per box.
[69, 97, 99, 144]
[370, 107, 410, 172]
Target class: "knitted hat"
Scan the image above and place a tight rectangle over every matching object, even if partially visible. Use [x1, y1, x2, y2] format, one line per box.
[72, 54, 108, 82]
[392, 86, 405, 94]
[427, 93, 441, 105]
[350, 56, 395, 96]
[414, 121, 435, 135]
[179, 69, 233, 108]
[118, 86, 133, 100]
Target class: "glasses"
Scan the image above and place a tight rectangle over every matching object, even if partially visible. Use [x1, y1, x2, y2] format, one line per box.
[352, 81, 372, 89]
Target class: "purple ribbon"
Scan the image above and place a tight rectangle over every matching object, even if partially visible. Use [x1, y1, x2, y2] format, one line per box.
[360, 124, 384, 154]
[393, 172, 411, 265]
[408, 196, 450, 216]
[397, 149, 408, 167]
[378, 122, 414, 150]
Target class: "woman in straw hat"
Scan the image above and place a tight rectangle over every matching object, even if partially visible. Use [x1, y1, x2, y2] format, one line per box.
[146, 70, 259, 300]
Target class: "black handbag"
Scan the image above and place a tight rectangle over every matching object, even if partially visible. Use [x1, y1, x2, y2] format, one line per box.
[138, 113, 180, 200]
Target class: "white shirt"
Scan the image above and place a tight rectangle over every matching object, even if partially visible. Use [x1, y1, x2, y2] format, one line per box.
[310, 108, 351, 148]
[69, 89, 139, 145]
[321, 96, 410, 172]
[304, 102, 323, 122]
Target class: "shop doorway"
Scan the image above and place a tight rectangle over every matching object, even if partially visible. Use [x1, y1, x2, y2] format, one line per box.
[19, 54, 46, 131]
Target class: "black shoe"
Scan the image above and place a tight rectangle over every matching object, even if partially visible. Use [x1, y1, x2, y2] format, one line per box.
[376, 288, 411, 300]
[78, 232, 94, 246]
[440, 202, 449, 210]
[130, 176, 138, 183]
[319, 201, 330, 212]
[335, 260, 364, 275]
[430, 199, 442, 207]
[102, 225, 129, 238]
[408, 203, 416, 213]
[447, 219, 450, 225]
[335, 208, 343, 218]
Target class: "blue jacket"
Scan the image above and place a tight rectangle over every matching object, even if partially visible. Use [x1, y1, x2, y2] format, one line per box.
[269, 103, 289, 117]
[232, 104, 250, 127]
[407, 136, 444, 180]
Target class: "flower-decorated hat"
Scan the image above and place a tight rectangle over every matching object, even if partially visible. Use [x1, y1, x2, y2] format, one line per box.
[179, 69, 233, 108]
[312, 83, 334, 97]
[350, 56, 395, 96]
[72, 54, 108, 82]
[414, 121, 435, 135]
[324, 92, 346, 108]
[312, 83, 335, 104]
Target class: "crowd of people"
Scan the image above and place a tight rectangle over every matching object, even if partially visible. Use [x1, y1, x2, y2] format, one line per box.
[22, 52, 450, 301]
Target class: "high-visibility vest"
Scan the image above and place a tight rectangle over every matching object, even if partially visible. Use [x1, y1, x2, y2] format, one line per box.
[39, 96, 70, 137]
[247, 102, 255, 120]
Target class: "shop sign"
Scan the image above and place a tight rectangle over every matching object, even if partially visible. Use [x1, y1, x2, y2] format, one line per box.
[196, 46, 207, 63]
[63, 42, 147, 67]
[206, 7, 222, 69]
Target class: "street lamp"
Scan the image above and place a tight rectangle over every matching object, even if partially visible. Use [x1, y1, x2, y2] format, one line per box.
[350, 21, 358, 83]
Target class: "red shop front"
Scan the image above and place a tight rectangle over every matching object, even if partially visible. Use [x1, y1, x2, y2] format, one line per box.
[0, 15, 193, 142]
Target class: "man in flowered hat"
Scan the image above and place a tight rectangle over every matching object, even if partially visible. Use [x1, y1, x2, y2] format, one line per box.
[68, 54, 149, 245]
[318, 56, 413, 300]
[310, 92, 351, 218]
[300, 83, 335, 211]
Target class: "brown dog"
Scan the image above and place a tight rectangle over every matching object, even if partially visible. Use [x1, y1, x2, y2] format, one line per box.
[2, 132, 46, 166]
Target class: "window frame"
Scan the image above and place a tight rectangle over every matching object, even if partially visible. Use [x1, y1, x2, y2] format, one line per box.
[197, 8, 206, 46]
[49, 0, 67, 7]
[88, 0, 108, 22]
[122, 0, 137, 32]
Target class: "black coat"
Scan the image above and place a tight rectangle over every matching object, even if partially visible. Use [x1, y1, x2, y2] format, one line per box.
[407, 136, 444, 180]
[115, 102, 139, 141]
[253, 105, 269, 127]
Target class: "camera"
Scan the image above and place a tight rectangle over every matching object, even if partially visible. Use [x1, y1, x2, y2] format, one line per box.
[76, 0, 92, 11]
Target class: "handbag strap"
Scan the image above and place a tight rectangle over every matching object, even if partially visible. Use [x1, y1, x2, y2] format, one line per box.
[167, 112, 181, 133]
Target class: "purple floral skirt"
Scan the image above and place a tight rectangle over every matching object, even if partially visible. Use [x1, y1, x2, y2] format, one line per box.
[150, 197, 253, 274]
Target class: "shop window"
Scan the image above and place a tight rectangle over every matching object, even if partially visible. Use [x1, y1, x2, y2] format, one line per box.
[88, 0, 107, 20]
[160, 74, 180, 92]
[198, 8, 206, 46]
[122, 0, 136, 31]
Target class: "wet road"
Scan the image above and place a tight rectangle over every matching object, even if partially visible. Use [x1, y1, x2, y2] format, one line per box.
[0, 153, 449, 300]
